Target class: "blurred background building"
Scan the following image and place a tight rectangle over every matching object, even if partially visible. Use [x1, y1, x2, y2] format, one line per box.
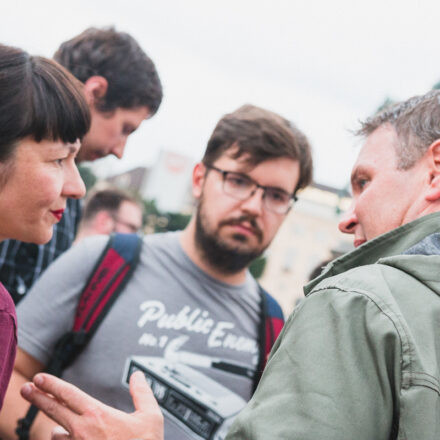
[106, 149, 194, 214]
[258, 184, 352, 315]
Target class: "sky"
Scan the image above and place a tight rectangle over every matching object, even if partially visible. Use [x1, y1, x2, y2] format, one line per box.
[1, 0, 439, 188]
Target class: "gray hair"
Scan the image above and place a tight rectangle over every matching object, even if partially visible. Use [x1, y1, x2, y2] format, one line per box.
[357, 90, 440, 169]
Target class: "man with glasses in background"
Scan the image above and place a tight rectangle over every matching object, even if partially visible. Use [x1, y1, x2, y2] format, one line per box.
[74, 188, 143, 243]
[0, 104, 312, 440]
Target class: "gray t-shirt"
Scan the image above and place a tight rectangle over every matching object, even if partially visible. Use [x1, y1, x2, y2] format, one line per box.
[18, 232, 261, 440]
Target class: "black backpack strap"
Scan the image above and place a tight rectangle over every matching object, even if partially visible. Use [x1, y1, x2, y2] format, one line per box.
[253, 285, 284, 393]
[16, 233, 142, 440]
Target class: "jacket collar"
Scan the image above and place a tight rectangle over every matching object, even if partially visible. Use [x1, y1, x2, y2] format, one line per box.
[304, 212, 440, 296]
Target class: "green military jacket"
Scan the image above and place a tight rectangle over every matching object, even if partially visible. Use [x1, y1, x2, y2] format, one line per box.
[226, 212, 440, 439]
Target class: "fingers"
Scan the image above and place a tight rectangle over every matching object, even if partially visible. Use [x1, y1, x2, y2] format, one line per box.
[129, 371, 160, 413]
[129, 372, 164, 440]
[20, 382, 74, 432]
[32, 373, 97, 414]
[51, 425, 71, 440]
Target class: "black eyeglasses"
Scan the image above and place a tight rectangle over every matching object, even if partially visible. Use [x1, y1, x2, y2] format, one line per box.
[110, 216, 142, 233]
[206, 165, 297, 214]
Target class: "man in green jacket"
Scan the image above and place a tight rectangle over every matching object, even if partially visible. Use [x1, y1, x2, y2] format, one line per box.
[20, 89, 440, 439]
[226, 90, 440, 439]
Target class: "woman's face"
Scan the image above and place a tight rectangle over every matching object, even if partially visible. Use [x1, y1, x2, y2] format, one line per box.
[0, 137, 86, 244]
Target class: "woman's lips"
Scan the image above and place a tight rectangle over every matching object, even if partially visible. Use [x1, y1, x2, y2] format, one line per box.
[50, 209, 65, 221]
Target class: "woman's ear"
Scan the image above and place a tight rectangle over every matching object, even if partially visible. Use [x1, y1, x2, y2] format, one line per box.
[83, 76, 108, 105]
[93, 211, 115, 234]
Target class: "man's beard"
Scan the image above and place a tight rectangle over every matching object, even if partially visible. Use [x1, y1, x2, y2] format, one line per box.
[195, 200, 265, 274]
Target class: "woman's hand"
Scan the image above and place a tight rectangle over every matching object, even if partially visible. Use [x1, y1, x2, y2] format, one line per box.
[20, 371, 164, 440]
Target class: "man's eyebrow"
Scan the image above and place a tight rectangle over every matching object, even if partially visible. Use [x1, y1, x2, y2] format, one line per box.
[350, 166, 361, 186]
[267, 185, 291, 195]
[350, 165, 372, 188]
[232, 170, 292, 194]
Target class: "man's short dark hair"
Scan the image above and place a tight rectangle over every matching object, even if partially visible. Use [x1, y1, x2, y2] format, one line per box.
[82, 188, 142, 223]
[54, 27, 163, 115]
[357, 90, 440, 170]
[202, 104, 313, 193]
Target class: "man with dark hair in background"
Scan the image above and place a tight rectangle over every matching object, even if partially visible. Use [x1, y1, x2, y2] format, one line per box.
[0, 104, 313, 440]
[74, 188, 143, 242]
[54, 27, 162, 163]
[0, 27, 162, 304]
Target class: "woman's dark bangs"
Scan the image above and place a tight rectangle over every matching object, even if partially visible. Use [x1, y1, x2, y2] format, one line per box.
[29, 57, 90, 144]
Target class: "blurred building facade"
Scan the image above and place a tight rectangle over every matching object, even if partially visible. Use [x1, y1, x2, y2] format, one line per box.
[106, 149, 194, 214]
[259, 184, 352, 316]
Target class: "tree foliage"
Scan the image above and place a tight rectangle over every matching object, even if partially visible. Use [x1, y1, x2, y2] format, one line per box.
[77, 165, 97, 191]
[143, 199, 190, 232]
[375, 97, 396, 114]
[249, 255, 267, 279]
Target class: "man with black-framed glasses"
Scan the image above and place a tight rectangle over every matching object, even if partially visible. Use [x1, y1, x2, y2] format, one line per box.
[4, 104, 313, 440]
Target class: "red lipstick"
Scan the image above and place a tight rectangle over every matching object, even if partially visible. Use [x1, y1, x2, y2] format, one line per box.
[50, 209, 65, 221]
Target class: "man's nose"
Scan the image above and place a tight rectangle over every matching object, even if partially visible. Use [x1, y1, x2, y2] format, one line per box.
[338, 206, 358, 234]
[240, 187, 264, 215]
[111, 137, 127, 159]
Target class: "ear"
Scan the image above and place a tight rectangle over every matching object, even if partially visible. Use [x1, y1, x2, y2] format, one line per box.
[93, 211, 114, 234]
[192, 162, 206, 200]
[425, 139, 440, 202]
[83, 76, 108, 105]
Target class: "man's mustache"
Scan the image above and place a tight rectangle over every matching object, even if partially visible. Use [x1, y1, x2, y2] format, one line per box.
[219, 216, 263, 242]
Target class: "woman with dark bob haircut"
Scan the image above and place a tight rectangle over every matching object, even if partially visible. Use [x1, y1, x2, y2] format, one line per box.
[0, 43, 90, 409]
[0, 44, 162, 440]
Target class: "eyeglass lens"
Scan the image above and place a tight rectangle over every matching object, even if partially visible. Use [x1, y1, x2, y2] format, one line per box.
[223, 172, 292, 214]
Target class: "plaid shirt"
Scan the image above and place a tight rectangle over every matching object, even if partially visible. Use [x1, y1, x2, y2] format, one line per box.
[0, 198, 82, 304]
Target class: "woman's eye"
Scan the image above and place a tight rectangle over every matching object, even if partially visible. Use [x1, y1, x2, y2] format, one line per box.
[55, 158, 66, 166]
